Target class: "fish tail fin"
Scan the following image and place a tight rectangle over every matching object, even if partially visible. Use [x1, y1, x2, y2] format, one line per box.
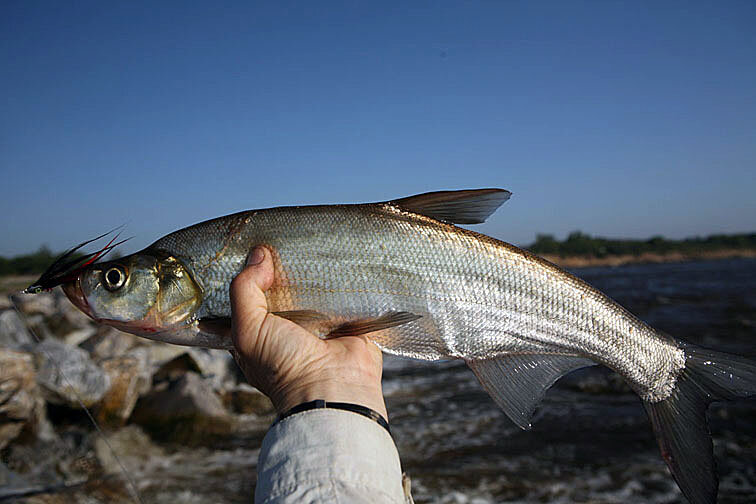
[643, 345, 756, 504]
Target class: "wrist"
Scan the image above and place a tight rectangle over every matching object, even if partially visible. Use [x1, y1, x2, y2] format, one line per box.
[271, 379, 388, 421]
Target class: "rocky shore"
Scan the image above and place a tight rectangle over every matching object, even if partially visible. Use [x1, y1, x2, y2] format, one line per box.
[539, 248, 756, 268]
[0, 286, 274, 503]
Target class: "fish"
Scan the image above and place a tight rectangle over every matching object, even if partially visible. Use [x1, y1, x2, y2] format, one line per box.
[27, 188, 755, 504]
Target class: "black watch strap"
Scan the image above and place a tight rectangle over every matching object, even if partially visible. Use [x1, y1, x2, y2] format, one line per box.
[274, 399, 390, 434]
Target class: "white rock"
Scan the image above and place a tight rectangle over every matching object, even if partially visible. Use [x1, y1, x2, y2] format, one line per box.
[34, 339, 110, 408]
[0, 310, 34, 349]
[63, 327, 97, 347]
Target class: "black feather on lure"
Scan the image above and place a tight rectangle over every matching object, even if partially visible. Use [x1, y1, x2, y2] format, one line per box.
[24, 228, 130, 294]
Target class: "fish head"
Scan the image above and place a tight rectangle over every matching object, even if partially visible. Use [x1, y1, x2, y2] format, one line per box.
[62, 252, 203, 337]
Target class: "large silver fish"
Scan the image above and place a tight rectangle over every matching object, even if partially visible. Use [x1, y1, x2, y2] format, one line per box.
[27, 189, 755, 504]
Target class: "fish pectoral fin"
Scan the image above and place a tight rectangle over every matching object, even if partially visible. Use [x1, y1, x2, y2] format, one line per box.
[389, 188, 511, 224]
[199, 310, 421, 340]
[326, 311, 422, 339]
[467, 353, 595, 430]
[272, 310, 329, 325]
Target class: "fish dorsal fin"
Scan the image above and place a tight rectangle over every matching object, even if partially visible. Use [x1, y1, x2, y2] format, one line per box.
[467, 353, 595, 430]
[389, 188, 511, 224]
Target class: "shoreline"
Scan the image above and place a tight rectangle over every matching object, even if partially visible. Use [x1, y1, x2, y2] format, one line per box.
[538, 248, 756, 269]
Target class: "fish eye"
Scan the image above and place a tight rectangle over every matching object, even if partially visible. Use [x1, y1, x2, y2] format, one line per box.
[103, 266, 127, 291]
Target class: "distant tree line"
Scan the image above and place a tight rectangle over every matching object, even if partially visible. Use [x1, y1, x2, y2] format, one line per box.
[527, 231, 756, 258]
[0, 246, 117, 276]
[0, 246, 60, 276]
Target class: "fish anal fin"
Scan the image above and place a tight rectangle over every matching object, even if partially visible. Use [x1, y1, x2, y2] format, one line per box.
[390, 188, 511, 224]
[326, 311, 422, 339]
[467, 353, 595, 430]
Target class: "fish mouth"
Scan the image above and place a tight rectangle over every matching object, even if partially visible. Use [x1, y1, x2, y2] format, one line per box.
[61, 277, 94, 319]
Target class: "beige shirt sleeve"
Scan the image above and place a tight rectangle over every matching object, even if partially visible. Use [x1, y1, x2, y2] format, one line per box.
[255, 409, 406, 504]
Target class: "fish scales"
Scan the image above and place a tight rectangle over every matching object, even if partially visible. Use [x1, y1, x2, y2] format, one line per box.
[153, 203, 684, 402]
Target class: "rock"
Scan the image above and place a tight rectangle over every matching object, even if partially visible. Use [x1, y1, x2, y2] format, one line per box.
[63, 327, 97, 347]
[0, 310, 34, 349]
[152, 352, 203, 382]
[0, 461, 32, 500]
[141, 341, 187, 367]
[131, 372, 235, 443]
[34, 339, 110, 408]
[0, 349, 40, 449]
[0, 295, 12, 310]
[11, 292, 56, 317]
[22, 313, 54, 341]
[187, 348, 236, 389]
[95, 356, 145, 427]
[93, 425, 164, 475]
[79, 327, 140, 361]
[58, 299, 94, 331]
[221, 383, 274, 415]
[153, 348, 235, 390]
[122, 347, 156, 396]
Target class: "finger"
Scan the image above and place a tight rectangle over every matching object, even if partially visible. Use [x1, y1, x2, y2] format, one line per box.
[229, 246, 275, 351]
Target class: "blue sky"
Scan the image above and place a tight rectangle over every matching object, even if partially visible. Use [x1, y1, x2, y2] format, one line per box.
[2, 1, 755, 257]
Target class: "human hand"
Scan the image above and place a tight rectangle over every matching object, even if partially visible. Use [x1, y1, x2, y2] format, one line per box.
[229, 246, 388, 420]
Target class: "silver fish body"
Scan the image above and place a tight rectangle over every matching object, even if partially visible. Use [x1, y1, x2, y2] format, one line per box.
[155, 202, 683, 403]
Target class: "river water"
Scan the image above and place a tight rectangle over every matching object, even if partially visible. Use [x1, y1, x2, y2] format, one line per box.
[10, 258, 756, 503]
[382, 258, 756, 504]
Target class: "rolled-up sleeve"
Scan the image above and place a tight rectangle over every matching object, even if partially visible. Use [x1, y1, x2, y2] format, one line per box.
[255, 409, 405, 503]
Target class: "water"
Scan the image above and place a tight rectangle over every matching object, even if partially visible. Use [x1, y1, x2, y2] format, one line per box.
[382, 258, 756, 503]
[7, 259, 756, 503]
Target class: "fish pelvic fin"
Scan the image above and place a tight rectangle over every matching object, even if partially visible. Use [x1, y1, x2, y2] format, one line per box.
[467, 353, 595, 430]
[389, 188, 511, 224]
[643, 345, 756, 504]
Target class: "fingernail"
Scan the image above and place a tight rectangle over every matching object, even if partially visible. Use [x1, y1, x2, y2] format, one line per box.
[248, 246, 265, 266]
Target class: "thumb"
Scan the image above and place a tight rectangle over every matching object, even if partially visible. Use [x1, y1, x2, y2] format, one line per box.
[229, 246, 275, 351]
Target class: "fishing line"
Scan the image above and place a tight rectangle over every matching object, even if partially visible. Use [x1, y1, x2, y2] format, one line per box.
[10, 296, 145, 504]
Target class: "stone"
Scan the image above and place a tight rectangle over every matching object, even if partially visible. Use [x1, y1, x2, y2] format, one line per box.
[0, 310, 34, 349]
[34, 339, 110, 408]
[95, 356, 144, 427]
[131, 372, 235, 443]
[222, 383, 275, 415]
[122, 347, 156, 396]
[141, 341, 187, 368]
[58, 299, 94, 330]
[187, 348, 236, 390]
[0, 461, 32, 500]
[22, 313, 54, 341]
[0, 349, 40, 449]
[63, 327, 97, 347]
[93, 425, 164, 475]
[79, 326, 140, 361]
[11, 292, 56, 317]
[152, 352, 203, 382]
[152, 348, 235, 390]
[95, 356, 145, 427]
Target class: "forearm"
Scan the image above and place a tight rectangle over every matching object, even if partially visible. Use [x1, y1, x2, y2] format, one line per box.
[255, 409, 405, 504]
